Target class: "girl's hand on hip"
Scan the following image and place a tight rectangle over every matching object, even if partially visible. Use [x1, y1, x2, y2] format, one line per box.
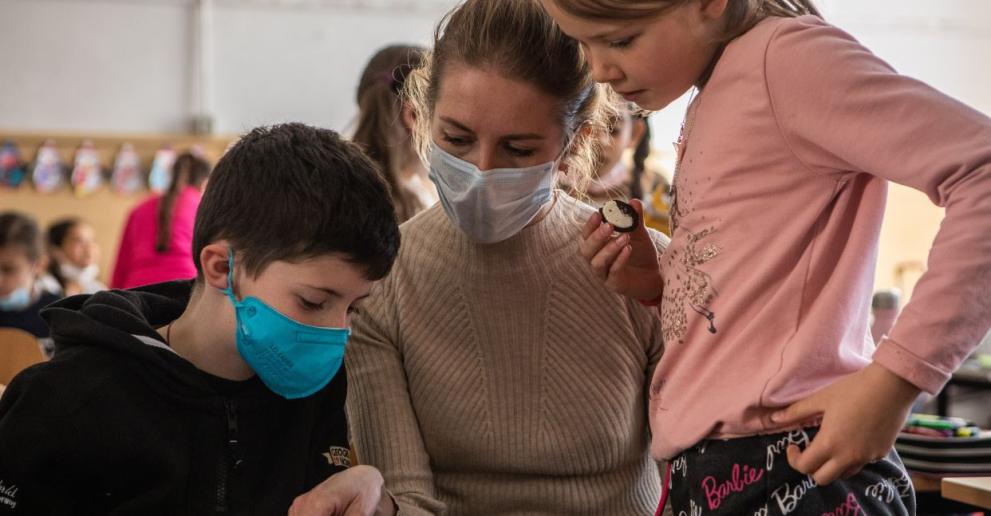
[580, 199, 663, 301]
[771, 363, 920, 486]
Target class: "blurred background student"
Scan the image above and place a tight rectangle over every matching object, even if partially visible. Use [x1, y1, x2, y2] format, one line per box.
[0, 212, 59, 355]
[353, 44, 437, 223]
[40, 217, 106, 296]
[564, 108, 672, 236]
[111, 152, 211, 289]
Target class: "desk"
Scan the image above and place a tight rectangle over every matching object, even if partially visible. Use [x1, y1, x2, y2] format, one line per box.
[910, 472, 941, 493]
[941, 477, 991, 509]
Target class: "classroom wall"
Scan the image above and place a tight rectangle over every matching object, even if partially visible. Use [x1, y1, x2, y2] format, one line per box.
[1, 0, 989, 299]
[1, 133, 235, 284]
[0, 0, 454, 134]
[824, 0, 991, 298]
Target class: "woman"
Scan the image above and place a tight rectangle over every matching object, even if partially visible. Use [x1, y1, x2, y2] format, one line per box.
[345, 1, 668, 514]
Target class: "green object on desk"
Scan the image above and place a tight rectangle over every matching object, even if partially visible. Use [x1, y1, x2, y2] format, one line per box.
[908, 416, 962, 430]
[979, 353, 991, 369]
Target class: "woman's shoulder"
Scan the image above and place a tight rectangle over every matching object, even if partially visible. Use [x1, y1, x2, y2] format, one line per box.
[396, 204, 460, 257]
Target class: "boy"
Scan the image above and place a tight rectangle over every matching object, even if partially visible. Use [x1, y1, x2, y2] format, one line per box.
[0, 123, 400, 515]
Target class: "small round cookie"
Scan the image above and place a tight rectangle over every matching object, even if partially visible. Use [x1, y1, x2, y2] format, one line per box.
[600, 199, 639, 233]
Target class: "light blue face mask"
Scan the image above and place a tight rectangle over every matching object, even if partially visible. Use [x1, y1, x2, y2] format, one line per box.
[0, 287, 31, 312]
[428, 142, 564, 244]
[223, 251, 350, 400]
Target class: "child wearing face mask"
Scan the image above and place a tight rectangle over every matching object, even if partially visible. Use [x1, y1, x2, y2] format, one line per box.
[42, 217, 106, 296]
[0, 124, 402, 515]
[0, 212, 60, 348]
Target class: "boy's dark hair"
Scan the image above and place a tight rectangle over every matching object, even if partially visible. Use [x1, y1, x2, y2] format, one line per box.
[0, 211, 43, 263]
[192, 123, 400, 281]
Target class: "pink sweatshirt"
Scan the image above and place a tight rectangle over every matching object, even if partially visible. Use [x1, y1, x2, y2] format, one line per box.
[111, 187, 202, 289]
[650, 15, 991, 459]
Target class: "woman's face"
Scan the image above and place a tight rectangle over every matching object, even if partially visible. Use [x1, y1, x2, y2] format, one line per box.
[431, 64, 566, 171]
[59, 223, 99, 268]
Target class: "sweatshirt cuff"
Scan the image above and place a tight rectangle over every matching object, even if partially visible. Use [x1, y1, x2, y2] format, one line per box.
[872, 337, 951, 394]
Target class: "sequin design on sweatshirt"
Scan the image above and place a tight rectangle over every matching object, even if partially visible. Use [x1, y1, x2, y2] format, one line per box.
[662, 88, 721, 343]
[661, 226, 721, 343]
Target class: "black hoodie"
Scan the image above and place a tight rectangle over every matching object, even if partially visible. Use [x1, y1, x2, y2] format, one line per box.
[0, 281, 350, 515]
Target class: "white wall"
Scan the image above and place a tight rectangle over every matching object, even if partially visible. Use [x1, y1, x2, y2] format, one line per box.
[1, 0, 988, 142]
[1, 0, 989, 295]
[0, 0, 456, 134]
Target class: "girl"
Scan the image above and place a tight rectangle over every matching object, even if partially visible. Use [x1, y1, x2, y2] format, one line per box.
[345, 1, 668, 514]
[0, 212, 59, 350]
[353, 44, 437, 223]
[581, 108, 673, 235]
[111, 152, 211, 289]
[541, 0, 991, 514]
[44, 217, 106, 296]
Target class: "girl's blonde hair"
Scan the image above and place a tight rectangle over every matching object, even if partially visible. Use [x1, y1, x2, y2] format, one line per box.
[549, 0, 820, 40]
[403, 0, 620, 198]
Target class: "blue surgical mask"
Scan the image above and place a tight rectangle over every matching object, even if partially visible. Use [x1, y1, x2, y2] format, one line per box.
[428, 142, 563, 244]
[223, 251, 350, 399]
[0, 287, 31, 312]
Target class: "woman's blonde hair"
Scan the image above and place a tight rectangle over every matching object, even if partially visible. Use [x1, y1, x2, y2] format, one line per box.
[403, 0, 620, 198]
[549, 0, 820, 40]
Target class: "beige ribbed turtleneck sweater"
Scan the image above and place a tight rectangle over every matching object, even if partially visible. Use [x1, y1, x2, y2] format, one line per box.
[346, 193, 668, 515]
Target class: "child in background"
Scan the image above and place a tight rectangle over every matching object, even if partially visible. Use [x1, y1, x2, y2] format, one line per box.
[0, 124, 401, 514]
[543, 0, 991, 513]
[43, 217, 106, 296]
[111, 152, 211, 289]
[0, 212, 59, 353]
[353, 45, 437, 223]
[871, 289, 901, 345]
[569, 107, 672, 235]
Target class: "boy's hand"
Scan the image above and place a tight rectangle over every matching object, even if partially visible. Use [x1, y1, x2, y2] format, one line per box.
[580, 199, 663, 301]
[289, 465, 396, 516]
[771, 363, 920, 486]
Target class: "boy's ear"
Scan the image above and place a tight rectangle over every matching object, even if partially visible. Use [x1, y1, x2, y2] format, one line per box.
[200, 243, 231, 292]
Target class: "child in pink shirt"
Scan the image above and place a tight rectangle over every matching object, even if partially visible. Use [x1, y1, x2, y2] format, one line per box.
[543, 1, 991, 514]
[111, 153, 211, 289]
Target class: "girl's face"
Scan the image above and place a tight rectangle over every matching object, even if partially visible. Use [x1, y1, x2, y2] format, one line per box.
[59, 223, 99, 268]
[595, 112, 642, 178]
[431, 64, 566, 171]
[0, 247, 39, 298]
[541, 0, 727, 111]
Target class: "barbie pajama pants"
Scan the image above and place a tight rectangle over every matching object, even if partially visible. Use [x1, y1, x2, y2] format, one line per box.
[666, 427, 915, 515]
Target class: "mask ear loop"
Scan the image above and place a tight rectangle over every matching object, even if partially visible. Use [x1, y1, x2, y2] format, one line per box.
[222, 248, 238, 302]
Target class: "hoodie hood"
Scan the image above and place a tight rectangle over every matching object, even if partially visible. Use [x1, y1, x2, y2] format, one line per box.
[41, 280, 268, 400]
